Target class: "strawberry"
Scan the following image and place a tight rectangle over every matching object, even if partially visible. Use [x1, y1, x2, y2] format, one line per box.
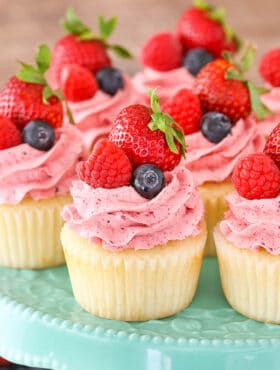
[176, 1, 240, 57]
[77, 139, 132, 188]
[194, 48, 271, 123]
[162, 88, 202, 134]
[140, 32, 183, 71]
[61, 64, 98, 102]
[0, 45, 64, 128]
[0, 116, 22, 150]
[259, 48, 280, 87]
[0, 357, 10, 366]
[109, 90, 186, 172]
[49, 8, 131, 89]
[264, 123, 280, 168]
[232, 153, 280, 200]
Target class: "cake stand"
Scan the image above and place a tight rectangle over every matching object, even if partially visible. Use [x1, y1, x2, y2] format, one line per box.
[0, 258, 280, 370]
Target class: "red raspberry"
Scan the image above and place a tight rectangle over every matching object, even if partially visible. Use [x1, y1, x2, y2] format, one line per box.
[0, 357, 10, 366]
[162, 88, 202, 135]
[232, 153, 280, 200]
[264, 123, 280, 168]
[60, 64, 98, 102]
[0, 116, 22, 150]
[140, 32, 183, 71]
[77, 139, 132, 189]
[259, 48, 280, 87]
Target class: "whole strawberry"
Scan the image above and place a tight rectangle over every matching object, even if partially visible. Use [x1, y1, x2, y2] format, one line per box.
[264, 123, 280, 168]
[109, 90, 186, 172]
[49, 8, 131, 89]
[259, 48, 280, 87]
[0, 45, 64, 129]
[0, 116, 22, 150]
[77, 139, 132, 188]
[140, 32, 183, 71]
[194, 48, 270, 123]
[176, 1, 240, 57]
[162, 88, 202, 135]
[232, 153, 280, 200]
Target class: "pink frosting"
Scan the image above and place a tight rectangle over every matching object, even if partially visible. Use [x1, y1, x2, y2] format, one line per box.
[220, 192, 280, 255]
[132, 67, 195, 105]
[62, 166, 204, 251]
[68, 75, 141, 150]
[183, 115, 265, 185]
[258, 88, 280, 137]
[0, 124, 85, 204]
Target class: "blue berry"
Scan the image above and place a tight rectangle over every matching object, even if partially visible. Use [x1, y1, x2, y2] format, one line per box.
[22, 120, 55, 151]
[183, 47, 214, 76]
[200, 112, 232, 144]
[95, 67, 124, 96]
[131, 164, 164, 199]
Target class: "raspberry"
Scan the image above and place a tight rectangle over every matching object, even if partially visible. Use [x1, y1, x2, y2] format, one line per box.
[60, 64, 98, 102]
[264, 123, 280, 168]
[162, 88, 202, 135]
[259, 48, 280, 87]
[77, 139, 132, 188]
[0, 116, 22, 150]
[141, 32, 183, 71]
[232, 153, 280, 200]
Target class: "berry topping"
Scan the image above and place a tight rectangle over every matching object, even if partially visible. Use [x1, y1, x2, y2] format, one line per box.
[194, 48, 271, 122]
[176, 0, 241, 57]
[264, 123, 280, 168]
[200, 111, 231, 143]
[95, 67, 124, 96]
[131, 164, 164, 199]
[22, 120, 55, 151]
[162, 88, 202, 135]
[49, 8, 131, 88]
[109, 90, 186, 171]
[259, 48, 280, 87]
[0, 45, 64, 128]
[0, 116, 22, 150]
[140, 32, 183, 71]
[77, 139, 132, 189]
[60, 64, 98, 102]
[232, 153, 280, 200]
[182, 47, 214, 76]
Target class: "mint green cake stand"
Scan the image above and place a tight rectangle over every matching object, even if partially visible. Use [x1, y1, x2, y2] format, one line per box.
[1, 259, 280, 370]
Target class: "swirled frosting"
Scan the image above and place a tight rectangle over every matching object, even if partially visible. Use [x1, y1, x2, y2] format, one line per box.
[62, 166, 204, 251]
[132, 67, 195, 105]
[220, 192, 280, 255]
[258, 88, 280, 137]
[0, 124, 84, 204]
[183, 115, 265, 185]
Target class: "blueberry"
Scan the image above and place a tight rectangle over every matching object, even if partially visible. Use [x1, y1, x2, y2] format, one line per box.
[131, 164, 164, 199]
[200, 112, 232, 144]
[22, 120, 55, 151]
[95, 67, 124, 96]
[183, 47, 214, 76]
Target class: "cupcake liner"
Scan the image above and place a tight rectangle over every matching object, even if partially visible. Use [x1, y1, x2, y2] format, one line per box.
[214, 227, 280, 324]
[199, 181, 233, 256]
[61, 222, 207, 321]
[0, 194, 71, 269]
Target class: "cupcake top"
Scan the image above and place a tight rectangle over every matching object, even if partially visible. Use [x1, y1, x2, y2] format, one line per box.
[220, 127, 280, 254]
[0, 44, 85, 204]
[63, 90, 204, 251]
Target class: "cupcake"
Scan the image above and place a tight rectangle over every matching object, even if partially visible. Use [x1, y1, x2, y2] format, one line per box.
[48, 8, 139, 150]
[0, 45, 85, 269]
[61, 92, 206, 321]
[133, 2, 240, 106]
[214, 134, 280, 323]
[162, 49, 267, 256]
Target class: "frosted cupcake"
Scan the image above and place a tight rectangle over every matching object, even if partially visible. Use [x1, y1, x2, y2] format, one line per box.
[214, 134, 280, 323]
[61, 93, 206, 321]
[0, 45, 85, 269]
[49, 9, 139, 150]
